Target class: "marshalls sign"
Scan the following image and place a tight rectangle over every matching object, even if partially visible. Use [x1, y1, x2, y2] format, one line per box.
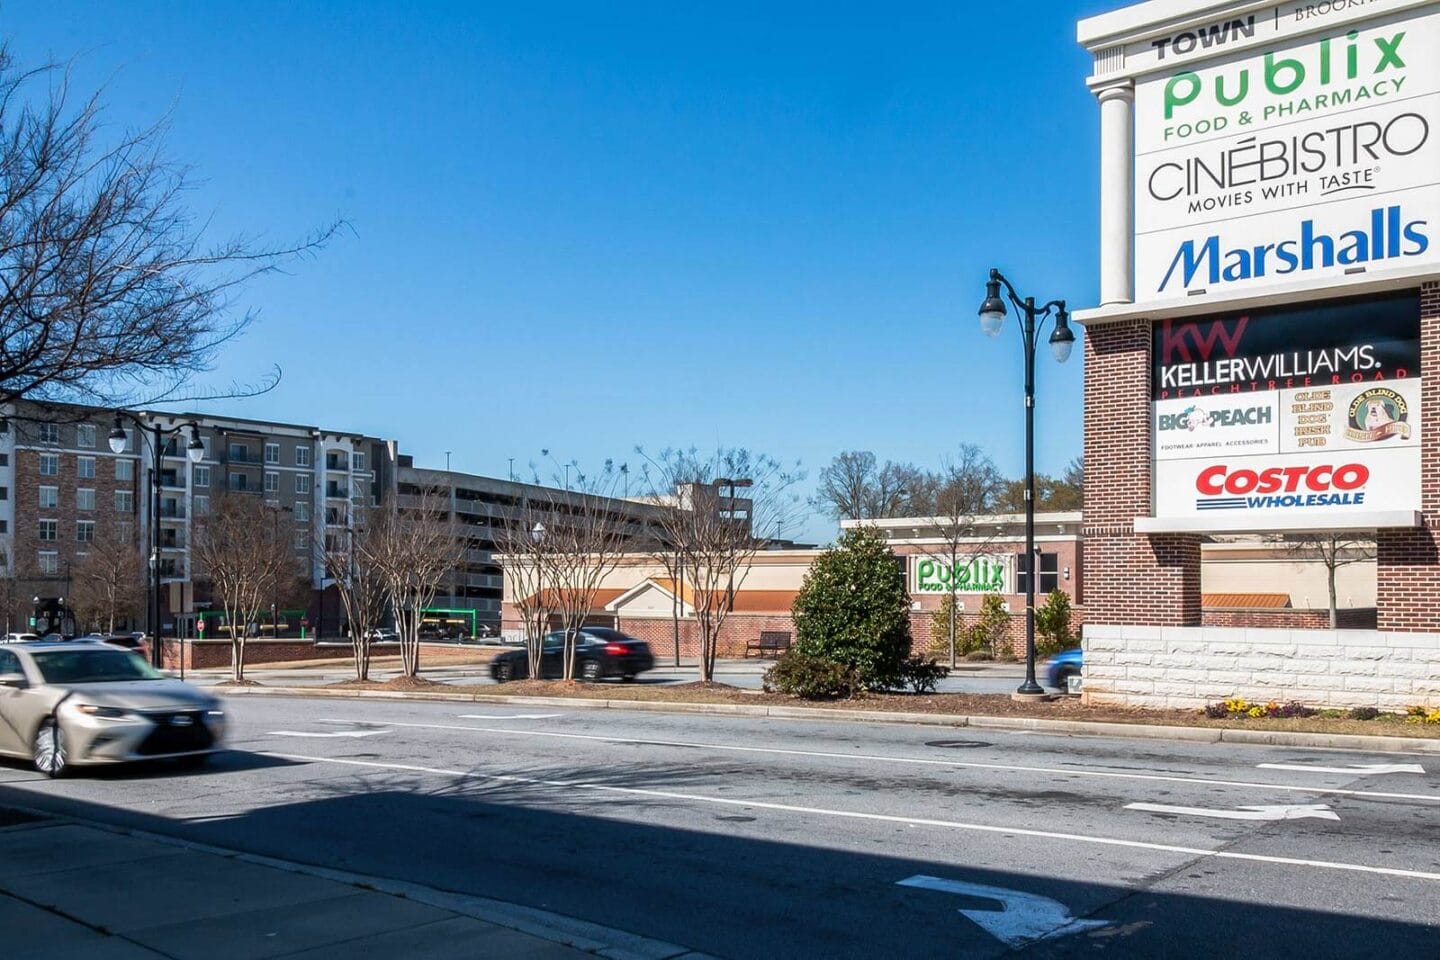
[1135, 6, 1440, 301]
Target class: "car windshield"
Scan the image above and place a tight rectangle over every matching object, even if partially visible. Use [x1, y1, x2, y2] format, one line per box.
[30, 649, 165, 684]
[580, 628, 626, 643]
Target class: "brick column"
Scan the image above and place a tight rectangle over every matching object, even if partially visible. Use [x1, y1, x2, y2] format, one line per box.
[1377, 282, 1440, 631]
[1082, 317, 1202, 626]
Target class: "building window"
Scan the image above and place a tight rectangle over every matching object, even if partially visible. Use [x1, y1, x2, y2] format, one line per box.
[1015, 551, 1060, 595]
[265, 442, 280, 464]
[228, 442, 249, 462]
[194, 465, 210, 488]
[294, 502, 309, 522]
[38, 423, 59, 445]
[265, 471, 279, 494]
[39, 454, 59, 476]
[0, 520, 6, 533]
[194, 495, 209, 516]
[352, 451, 367, 472]
[77, 488, 95, 511]
[38, 551, 58, 576]
[76, 424, 96, 448]
[115, 490, 134, 513]
[295, 445, 311, 467]
[295, 474, 312, 495]
[38, 519, 57, 541]
[77, 456, 96, 479]
[0, 486, 8, 501]
[116, 459, 134, 481]
[38, 486, 58, 508]
[294, 530, 309, 551]
[0, 453, 7, 466]
[76, 520, 95, 543]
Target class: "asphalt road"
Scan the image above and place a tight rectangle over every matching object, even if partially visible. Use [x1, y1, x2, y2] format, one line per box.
[3, 696, 1438, 958]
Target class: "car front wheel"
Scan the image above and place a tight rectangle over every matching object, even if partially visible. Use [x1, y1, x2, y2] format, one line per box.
[33, 718, 67, 778]
[495, 660, 515, 683]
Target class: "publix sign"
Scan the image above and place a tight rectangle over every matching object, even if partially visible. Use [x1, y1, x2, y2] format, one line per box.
[1134, 6, 1440, 302]
[912, 556, 1009, 594]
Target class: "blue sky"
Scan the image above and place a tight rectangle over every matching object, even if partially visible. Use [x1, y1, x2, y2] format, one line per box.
[5, 1, 1113, 542]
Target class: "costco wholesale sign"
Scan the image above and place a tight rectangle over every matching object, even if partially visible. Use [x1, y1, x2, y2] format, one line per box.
[1151, 294, 1421, 526]
[1134, 4, 1440, 301]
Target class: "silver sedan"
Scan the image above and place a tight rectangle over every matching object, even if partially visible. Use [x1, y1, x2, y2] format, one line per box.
[0, 642, 226, 777]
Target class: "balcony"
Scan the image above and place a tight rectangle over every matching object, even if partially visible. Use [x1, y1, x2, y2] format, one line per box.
[158, 503, 186, 520]
[325, 485, 349, 500]
[223, 450, 265, 466]
[324, 456, 349, 472]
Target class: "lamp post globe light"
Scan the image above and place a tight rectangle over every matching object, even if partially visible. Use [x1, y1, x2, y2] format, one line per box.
[108, 413, 207, 668]
[976, 268, 1077, 700]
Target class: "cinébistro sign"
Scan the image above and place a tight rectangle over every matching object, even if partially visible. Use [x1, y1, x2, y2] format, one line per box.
[1134, 6, 1440, 302]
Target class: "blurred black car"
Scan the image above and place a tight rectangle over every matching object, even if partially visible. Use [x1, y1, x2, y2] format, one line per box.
[490, 628, 654, 682]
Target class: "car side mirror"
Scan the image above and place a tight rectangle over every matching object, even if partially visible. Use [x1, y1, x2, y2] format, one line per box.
[0, 672, 28, 689]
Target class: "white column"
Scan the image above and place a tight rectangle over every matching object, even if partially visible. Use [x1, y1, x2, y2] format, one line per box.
[1097, 82, 1134, 306]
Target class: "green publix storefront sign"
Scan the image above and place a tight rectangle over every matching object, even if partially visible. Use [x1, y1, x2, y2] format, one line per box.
[914, 557, 1006, 594]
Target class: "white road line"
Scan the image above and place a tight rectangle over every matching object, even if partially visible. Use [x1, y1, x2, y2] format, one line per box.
[1257, 763, 1426, 776]
[309, 718, 1440, 803]
[1125, 802, 1340, 822]
[268, 730, 391, 739]
[457, 714, 565, 721]
[263, 752, 1440, 883]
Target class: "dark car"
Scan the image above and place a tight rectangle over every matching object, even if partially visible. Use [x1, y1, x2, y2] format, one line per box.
[490, 628, 655, 683]
[99, 635, 151, 661]
[1046, 647, 1082, 691]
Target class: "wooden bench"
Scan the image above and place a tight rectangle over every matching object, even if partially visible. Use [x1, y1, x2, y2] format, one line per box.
[744, 631, 792, 658]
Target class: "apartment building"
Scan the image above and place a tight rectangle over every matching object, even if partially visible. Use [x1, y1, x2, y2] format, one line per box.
[0, 401, 396, 636]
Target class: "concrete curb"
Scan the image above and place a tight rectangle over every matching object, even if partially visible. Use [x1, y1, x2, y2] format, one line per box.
[219, 685, 1440, 753]
[0, 800, 715, 960]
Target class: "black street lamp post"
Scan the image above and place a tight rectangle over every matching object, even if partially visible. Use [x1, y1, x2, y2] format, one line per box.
[109, 413, 206, 669]
[977, 268, 1077, 700]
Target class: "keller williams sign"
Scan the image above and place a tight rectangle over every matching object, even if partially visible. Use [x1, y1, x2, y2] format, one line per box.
[1149, 293, 1422, 526]
[1134, 4, 1440, 302]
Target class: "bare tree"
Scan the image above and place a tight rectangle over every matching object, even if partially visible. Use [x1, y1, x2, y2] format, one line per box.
[542, 463, 635, 681]
[192, 493, 305, 682]
[495, 491, 564, 679]
[811, 451, 921, 520]
[921, 444, 1006, 667]
[1283, 534, 1377, 629]
[69, 525, 144, 634]
[0, 47, 340, 410]
[0, 555, 18, 636]
[320, 511, 387, 682]
[368, 489, 463, 679]
[642, 447, 802, 682]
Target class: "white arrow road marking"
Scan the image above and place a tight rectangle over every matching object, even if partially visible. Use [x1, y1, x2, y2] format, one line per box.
[897, 875, 1109, 948]
[1125, 802, 1339, 821]
[1258, 763, 1426, 776]
[268, 729, 391, 739]
[264, 753, 1440, 882]
[456, 714, 564, 721]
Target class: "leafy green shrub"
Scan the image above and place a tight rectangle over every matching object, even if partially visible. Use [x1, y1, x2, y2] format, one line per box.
[929, 594, 977, 658]
[966, 594, 1011, 659]
[791, 527, 912, 690]
[1347, 706, 1380, 721]
[897, 655, 950, 694]
[1034, 589, 1076, 657]
[763, 651, 858, 700]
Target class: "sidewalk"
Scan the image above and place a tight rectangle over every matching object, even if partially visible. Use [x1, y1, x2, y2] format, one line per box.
[0, 807, 695, 959]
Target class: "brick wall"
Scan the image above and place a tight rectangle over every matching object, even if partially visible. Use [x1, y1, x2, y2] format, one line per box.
[1201, 608, 1377, 630]
[1377, 281, 1440, 630]
[1081, 318, 1204, 627]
